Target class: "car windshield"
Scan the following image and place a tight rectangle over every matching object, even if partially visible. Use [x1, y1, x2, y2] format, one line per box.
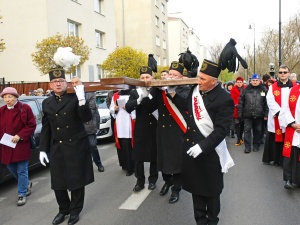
[96, 95, 108, 109]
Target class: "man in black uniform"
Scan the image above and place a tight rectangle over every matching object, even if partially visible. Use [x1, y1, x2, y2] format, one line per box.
[125, 66, 158, 192]
[143, 61, 190, 204]
[39, 67, 94, 225]
[171, 59, 234, 224]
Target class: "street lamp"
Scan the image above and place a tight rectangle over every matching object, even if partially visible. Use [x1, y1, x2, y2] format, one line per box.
[279, 0, 282, 66]
[249, 24, 256, 74]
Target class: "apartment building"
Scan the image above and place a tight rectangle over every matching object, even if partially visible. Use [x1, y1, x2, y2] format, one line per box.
[0, 0, 117, 82]
[114, 0, 169, 67]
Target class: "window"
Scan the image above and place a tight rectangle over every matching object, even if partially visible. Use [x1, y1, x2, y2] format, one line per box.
[157, 55, 160, 66]
[161, 21, 165, 31]
[95, 30, 105, 48]
[163, 40, 166, 49]
[154, 0, 158, 6]
[97, 64, 103, 79]
[94, 0, 104, 14]
[22, 100, 42, 123]
[71, 66, 81, 78]
[68, 20, 79, 36]
[163, 58, 167, 66]
[155, 16, 159, 27]
[161, 3, 165, 13]
[156, 36, 160, 46]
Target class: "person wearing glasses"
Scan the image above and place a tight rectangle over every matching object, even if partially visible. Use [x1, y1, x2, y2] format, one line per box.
[39, 67, 94, 225]
[263, 65, 296, 172]
[238, 74, 268, 153]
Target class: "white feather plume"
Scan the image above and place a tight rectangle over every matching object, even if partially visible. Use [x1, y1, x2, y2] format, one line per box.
[53, 47, 81, 70]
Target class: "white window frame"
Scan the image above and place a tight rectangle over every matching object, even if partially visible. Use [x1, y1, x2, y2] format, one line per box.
[94, 0, 104, 14]
[97, 64, 103, 79]
[95, 30, 105, 48]
[161, 21, 165, 31]
[163, 58, 167, 66]
[68, 20, 79, 36]
[156, 36, 160, 46]
[155, 16, 159, 27]
[157, 55, 161, 66]
[163, 39, 166, 49]
[155, 0, 158, 7]
[161, 3, 165, 13]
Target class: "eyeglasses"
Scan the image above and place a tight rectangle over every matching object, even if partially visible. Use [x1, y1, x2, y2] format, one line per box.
[50, 79, 66, 84]
[278, 71, 289, 74]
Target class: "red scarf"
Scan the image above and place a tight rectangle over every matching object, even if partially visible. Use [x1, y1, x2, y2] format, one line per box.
[283, 86, 300, 160]
[161, 91, 187, 133]
[112, 92, 134, 149]
[272, 83, 283, 142]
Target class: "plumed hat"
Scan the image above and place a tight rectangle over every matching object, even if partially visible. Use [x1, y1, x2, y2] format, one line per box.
[49, 47, 80, 81]
[200, 59, 221, 78]
[169, 61, 188, 76]
[140, 66, 153, 76]
[148, 54, 157, 73]
[178, 48, 199, 78]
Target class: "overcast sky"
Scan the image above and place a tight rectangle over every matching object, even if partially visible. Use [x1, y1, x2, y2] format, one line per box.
[168, 0, 300, 55]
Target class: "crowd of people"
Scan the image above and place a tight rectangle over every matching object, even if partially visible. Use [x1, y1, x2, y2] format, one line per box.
[1, 47, 300, 224]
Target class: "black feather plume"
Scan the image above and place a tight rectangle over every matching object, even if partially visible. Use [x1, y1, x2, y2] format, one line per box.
[148, 54, 157, 73]
[178, 48, 199, 77]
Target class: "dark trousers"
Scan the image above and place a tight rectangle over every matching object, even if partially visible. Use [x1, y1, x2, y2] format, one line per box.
[162, 172, 181, 192]
[54, 187, 85, 216]
[192, 194, 220, 225]
[135, 161, 158, 186]
[88, 134, 102, 167]
[244, 118, 263, 150]
[283, 147, 300, 184]
[118, 138, 134, 172]
[234, 119, 244, 141]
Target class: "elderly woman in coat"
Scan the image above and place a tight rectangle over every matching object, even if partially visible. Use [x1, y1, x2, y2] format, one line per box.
[0, 87, 36, 206]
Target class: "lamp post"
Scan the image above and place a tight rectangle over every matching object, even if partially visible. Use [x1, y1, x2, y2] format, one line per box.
[249, 24, 256, 74]
[279, 0, 282, 66]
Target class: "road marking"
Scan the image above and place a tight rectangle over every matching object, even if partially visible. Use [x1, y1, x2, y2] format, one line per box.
[119, 187, 152, 210]
[102, 155, 118, 166]
[35, 192, 55, 203]
[0, 197, 7, 202]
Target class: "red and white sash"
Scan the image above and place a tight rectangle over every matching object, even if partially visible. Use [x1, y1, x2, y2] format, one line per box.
[161, 90, 187, 133]
[192, 86, 234, 173]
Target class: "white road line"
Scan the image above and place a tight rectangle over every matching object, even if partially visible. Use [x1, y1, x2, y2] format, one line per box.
[119, 187, 152, 210]
[35, 192, 55, 203]
[0, 197, 7, 202]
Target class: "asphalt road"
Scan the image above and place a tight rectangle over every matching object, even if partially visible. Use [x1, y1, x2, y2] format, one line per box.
[1, 137, 300, 225]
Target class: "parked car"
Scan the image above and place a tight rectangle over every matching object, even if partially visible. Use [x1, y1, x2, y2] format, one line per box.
[0, 96, 47, 184]
[95, 91, 113, 140]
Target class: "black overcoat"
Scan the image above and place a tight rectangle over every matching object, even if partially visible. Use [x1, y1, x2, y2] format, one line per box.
[39, 93, 94, 191]
[173, 84, 234, 197]
[143, 86, 190, 174]
[125, 89, 157, 162]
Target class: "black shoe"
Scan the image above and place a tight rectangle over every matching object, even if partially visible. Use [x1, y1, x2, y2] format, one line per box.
[169, 192, 179, 204]
[148, 183, 156, 190]
[159, 183, 172, 196]
[52, 213, 68, 225]
[68, 215, 79, 225]
[126, 171, 134, 176]
[273, 162, 280, 167]
[133, 184, 144, 192]
[253, 148, 259, 152]
[98, 165, 105, 172]
[244, 149, 251, 153]
[284, 180, 293, 189]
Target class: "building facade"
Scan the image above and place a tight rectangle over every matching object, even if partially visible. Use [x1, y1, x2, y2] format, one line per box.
[114, 0, 169, 67]
[0, 0, 117, 82]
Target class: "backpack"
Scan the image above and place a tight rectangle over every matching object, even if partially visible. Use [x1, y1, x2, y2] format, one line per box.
[218, 38, 248, 73]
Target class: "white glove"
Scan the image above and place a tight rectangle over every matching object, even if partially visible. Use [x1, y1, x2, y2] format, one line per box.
[167, 85, 177, 93]
[159, 86, 167, 91]
[187, 144, 202, 158]
[39, 152, 49, 167]
[136, 87, 149, 104]
[74, 84, 86, 105]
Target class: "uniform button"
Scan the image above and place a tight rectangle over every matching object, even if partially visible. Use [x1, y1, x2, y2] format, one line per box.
[188, 127, 190, 130]
[193, 130, 196, 132]
[66, 126, 69, 128]
[186, 138, 189, 142]
[190, 115, 192, 117]
[169, 125, 172, 127]
[55, 114, 58, 116]
[150, 122, 152, 125]
[57, 127, 60, 130]
[149, 113, 151, 115]
[169, 114, 171, 116]
[163, 114, 165, 116]
[192, 142, 195, 144]
[162, 125, 165, 128]
[69, 139, 72, 141]
[59, 99, 61, 101]
[59, 141, 62, 143]
[64, 112, 66, 115]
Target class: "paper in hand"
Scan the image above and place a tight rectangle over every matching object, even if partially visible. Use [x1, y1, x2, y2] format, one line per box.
[0, 133, 17, 148]
[117, 99, 126, 107]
